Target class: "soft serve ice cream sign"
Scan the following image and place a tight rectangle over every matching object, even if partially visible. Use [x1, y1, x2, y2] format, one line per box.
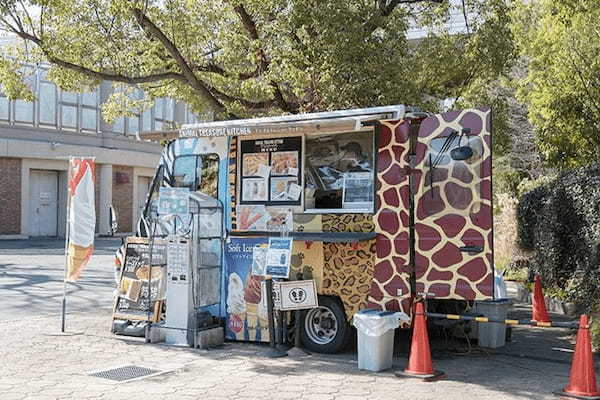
[224, 238, 271, 342]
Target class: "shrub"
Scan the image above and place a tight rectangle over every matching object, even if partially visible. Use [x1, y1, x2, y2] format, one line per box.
[494, 194, 525, 271]
[516, 163, 600, 313]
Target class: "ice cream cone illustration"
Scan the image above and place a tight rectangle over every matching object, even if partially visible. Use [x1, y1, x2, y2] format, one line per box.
[66, 158, 95, 282]
[244, 275, 262, 340]
[67, 243, 94, 282]
[226, 273, 246, 340]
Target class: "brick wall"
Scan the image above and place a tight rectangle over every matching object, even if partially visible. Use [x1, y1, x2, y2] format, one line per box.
[112, 165, 133, 233]
[0, 158, 22, 235]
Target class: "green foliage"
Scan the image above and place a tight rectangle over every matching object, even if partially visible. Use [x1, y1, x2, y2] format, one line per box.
[511, 1, 600, 169]
[516, 163, 600, 313]
[493, 158, 524, 199]
[0, 0, 515, 119]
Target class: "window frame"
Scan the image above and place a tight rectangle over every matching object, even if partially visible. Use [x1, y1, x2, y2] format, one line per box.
[302, 129, 376, 214]
[171, 153, 220, 199]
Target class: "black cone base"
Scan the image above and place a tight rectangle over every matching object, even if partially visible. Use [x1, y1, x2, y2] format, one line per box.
[395, 369, 446, 382]
[553, 390, 600, 400]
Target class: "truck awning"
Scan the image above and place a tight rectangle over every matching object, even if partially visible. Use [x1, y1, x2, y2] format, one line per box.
[137, 104, 406, 141]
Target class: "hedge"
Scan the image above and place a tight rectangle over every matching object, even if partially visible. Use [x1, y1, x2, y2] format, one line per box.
[516, 163, 600, 313]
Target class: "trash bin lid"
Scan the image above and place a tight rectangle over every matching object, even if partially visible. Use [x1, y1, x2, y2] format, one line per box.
[355, 309, 399, 318]
[353, 309, 410, 336]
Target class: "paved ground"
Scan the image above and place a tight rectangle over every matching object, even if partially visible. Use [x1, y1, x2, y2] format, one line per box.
[0, 239, 593, 399]
[0, 238, 120, 320]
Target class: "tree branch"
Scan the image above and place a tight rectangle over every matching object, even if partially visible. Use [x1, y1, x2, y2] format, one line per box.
[230, 3, 298, 113]
[3, 22, 186, 85]
[366, 0, 444, 32]
[131, 8, 226, 113]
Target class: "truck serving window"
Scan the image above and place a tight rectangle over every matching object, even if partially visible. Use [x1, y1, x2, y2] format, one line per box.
[172, 154, 219, 198]
[304, 130, 374, 213]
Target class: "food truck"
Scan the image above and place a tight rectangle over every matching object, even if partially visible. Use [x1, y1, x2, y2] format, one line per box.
[124, 104, 494, 353]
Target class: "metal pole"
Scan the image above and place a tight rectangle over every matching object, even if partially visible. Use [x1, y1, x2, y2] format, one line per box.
[61, 157, 73, 333]
[264, 277, 286, 358]
[145, 218, 158, 342]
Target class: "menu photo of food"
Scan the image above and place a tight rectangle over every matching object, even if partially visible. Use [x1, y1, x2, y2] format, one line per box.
[242, 177, 268, 202]
[271, 151, 298, 175]
[119, 277, 142, 302]
[243, 153, 269, 177]
[270, 177, 298, 201]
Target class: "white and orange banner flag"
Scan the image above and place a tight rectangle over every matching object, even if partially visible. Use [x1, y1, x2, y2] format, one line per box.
[66, 158, 96, 282]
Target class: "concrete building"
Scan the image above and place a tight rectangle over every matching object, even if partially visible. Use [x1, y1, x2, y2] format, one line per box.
[0, 66, 201, 238]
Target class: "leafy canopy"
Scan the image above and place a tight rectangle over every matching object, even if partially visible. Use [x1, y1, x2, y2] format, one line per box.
[511, 0, 600, 169]
[0, 0, 513, 123]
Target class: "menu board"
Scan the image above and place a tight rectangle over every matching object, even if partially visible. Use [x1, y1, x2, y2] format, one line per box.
[239, 136, 302, 205]
[113, 237, 167, 322]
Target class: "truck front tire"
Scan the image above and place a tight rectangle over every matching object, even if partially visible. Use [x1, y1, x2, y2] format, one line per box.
[300, 296, 351, 354]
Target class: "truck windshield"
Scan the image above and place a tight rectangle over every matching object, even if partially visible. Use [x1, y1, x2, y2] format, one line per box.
[172, 154, 219, 198]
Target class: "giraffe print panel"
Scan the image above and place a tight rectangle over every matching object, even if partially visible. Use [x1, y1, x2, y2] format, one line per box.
[414, 108, 494, 300]
[368, 120, 413, 314]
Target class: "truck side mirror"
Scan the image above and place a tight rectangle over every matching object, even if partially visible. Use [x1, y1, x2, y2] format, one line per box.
[109, 205, 118, 235]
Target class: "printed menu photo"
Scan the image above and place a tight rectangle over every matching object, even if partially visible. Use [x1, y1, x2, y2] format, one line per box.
[271, 151, 298, 175]
[242, 177, 268, 202]
[242, 153, 269, 177]
[270, 177, 298, 201]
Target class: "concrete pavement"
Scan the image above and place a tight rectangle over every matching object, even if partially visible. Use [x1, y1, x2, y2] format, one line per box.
[0, 238, 591, 399]
[0, 238, 119, 320]
[0, 307, 584, 400]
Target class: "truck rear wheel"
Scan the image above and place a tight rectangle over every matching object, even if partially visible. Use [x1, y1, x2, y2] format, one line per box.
[300, 296, 350, 354]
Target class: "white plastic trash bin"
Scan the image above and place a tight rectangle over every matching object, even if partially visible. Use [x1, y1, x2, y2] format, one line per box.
[353, 309, 409, 372]
[476, 299, 510, 349]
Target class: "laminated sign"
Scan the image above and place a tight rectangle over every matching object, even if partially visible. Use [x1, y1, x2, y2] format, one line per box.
[265, 237, 293, 278]
[278, 280, 318, 311]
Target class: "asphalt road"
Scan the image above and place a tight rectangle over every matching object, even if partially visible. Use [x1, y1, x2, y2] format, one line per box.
[0, 238, 122, 321]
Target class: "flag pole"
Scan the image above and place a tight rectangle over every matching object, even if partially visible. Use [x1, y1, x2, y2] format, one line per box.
[61, 157, 73, 333]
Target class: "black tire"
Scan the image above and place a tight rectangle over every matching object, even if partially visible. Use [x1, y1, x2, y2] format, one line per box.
[300, 296, 351, 354]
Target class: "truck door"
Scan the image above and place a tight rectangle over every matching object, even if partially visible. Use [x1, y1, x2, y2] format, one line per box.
[413, 108, 493, 300]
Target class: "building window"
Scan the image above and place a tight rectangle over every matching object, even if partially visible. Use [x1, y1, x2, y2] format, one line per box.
[142, 109, 152, 132]
[59, 91, 77, 130]
[80, 90, 98, 133]
[112, 116, 125, 134]
[154, 97, 175, 130]
[59, 89, 98, 132]
[14, 100, 34, 124]
[127, 115, 140, 135]
[39, 81, 57, 126]
[13, 67, 36, 125]
[0, 92, 10, 121]
[81, 107, 97, 131]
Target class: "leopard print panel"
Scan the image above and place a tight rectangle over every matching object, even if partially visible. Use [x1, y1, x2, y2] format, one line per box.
[368, 120, 413, 314]
[413, 108, 494, 299]
[322, 214, 375, 233]
[322, 240, 376, 320]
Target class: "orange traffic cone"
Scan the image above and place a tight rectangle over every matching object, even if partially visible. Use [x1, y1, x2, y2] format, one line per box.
[395, 301, 445, 381]
[532, 274, 551, 323]
[554, 315, 600, 399]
